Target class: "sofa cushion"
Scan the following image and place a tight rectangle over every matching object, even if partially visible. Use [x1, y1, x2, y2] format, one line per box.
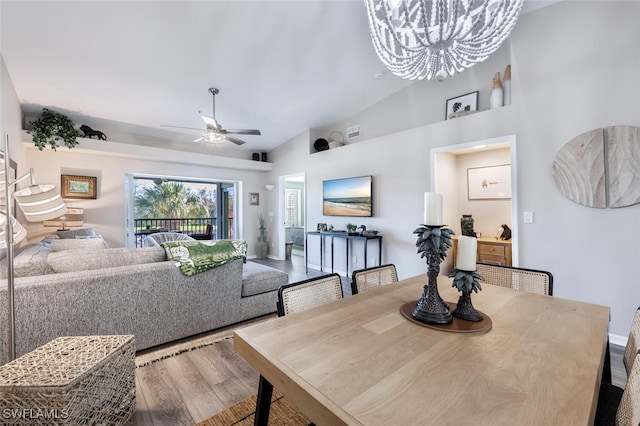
[57, 227, 96, 239]
[242, 262, 287, 297]
[47, 247, 167, 273]
[50, 237, 108, 252]
[0, 243, 55, 278]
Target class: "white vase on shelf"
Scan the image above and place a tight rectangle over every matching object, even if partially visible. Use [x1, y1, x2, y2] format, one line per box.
[490, 72, 504, 109]
[503, 65, 512, 106]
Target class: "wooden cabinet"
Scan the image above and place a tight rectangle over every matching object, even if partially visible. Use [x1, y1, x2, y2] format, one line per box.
[452, 237, 512, 267]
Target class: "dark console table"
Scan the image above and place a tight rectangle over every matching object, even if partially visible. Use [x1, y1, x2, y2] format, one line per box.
[305, 231, 383, 279]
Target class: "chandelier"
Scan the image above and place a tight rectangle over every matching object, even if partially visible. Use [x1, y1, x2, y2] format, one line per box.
[364, 0, 523, 81]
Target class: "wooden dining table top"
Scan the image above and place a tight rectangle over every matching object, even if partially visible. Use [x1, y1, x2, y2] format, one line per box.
[234, 274, 610, 425]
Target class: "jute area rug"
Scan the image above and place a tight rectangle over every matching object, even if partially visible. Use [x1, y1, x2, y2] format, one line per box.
[195, 390, 309, 426]
[135, 314, 276, 367]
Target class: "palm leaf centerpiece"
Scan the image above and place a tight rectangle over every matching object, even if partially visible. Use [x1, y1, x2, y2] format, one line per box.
[411, 225, 455, 324]
[447, 268, 485, 322]
[413, 225, 455, 261]
[448, 269, 484, 293]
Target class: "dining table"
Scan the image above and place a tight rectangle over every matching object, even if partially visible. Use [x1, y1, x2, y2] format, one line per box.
[233, 273, 610, 425]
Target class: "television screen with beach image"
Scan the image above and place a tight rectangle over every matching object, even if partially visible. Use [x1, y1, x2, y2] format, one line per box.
[323, 176, 372, 217]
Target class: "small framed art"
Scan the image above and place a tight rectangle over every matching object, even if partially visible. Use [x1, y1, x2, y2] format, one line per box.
[61, 175, 97, 199]
[467, 164, 512, 200]
[445, 91, 479, 120]
[250, 192, 260, 205]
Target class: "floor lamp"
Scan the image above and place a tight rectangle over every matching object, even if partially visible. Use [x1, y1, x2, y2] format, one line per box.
[1, 135, 67, 361]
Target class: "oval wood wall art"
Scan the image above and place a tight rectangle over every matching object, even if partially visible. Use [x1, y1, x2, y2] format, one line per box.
[607, 126, 640, 208]
[552, 126, 640, 209]
[552, 128, 606, 208]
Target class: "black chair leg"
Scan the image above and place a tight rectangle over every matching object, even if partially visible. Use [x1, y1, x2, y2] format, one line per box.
[602, 337, 612, 383]
[254, 375, 273, 426]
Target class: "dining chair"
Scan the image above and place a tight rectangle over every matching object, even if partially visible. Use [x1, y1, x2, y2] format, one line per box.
[476, 263, 553, 296]
[623, 306, 640, 377]
[595, 351, 640, 426]
[351, 264, 398, 295]
[276, 273, 344, 317]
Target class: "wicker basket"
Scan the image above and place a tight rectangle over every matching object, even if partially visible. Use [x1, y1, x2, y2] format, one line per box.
[0, 335, 135, 425]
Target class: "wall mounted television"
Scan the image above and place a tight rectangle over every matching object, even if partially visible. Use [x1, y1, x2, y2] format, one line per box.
[322, 175, 373, 217]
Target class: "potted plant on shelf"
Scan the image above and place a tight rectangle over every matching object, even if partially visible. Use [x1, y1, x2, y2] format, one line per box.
[28, 108, 79, 151]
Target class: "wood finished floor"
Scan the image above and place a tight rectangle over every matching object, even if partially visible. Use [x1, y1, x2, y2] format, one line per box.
[133, 256, 627, 425]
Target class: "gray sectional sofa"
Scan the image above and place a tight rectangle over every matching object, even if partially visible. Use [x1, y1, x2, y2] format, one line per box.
[0, 233, 287, 364]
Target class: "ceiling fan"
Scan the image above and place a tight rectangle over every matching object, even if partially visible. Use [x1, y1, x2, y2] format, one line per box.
[163, 87, 261, 146]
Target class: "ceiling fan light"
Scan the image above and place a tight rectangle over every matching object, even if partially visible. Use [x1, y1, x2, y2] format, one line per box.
[203, 133, 225, 144]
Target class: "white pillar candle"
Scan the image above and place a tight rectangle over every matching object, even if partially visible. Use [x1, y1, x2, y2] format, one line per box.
[423, 192, 443, 226]
[457, 236, 477, 271]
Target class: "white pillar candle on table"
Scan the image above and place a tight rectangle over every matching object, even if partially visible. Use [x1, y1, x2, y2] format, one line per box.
[457, 235, 477, 271]
[423, 192, 443, 226]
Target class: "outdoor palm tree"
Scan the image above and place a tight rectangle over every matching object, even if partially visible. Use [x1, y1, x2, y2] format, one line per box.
[135, 182, 209, 230]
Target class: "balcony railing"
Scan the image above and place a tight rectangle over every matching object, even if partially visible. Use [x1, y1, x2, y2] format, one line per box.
[133, 217, 234, 247]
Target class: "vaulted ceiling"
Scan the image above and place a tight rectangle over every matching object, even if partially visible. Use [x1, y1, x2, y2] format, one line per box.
[0, 1, 557, 156]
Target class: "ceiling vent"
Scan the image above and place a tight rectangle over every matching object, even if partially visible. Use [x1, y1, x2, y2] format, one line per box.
[346, 125, 361, 140]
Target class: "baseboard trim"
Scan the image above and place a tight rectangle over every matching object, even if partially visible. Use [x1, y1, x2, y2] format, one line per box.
[609, 333, 627, 348]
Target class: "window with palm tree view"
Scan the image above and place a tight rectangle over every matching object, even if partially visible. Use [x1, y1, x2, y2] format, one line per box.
[133, 177, 236, 247]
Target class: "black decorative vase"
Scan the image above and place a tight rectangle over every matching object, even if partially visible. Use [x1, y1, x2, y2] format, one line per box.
[461, 214, 475, 237]
[452, 291, 483, 322]
[412, 253, 452, 324]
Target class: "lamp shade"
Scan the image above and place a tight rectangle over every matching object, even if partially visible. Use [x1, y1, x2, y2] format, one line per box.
[0, 212, 27, 248]
[14, 184, 67, 222]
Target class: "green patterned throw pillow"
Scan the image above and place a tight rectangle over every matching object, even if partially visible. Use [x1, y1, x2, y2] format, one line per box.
[162, 240, 246, 276]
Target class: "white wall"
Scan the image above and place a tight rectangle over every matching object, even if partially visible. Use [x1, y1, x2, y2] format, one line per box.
[0, 56, 26, 171]
[20, 143, 270, 252]
[511, 1, 640, 338]
[269, 1, 640, 337]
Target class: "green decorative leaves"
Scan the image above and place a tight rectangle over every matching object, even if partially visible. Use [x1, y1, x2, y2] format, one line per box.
[448, 268, 485, 293]
[29, 108, 79, 151]
[414, 225, 455, 262]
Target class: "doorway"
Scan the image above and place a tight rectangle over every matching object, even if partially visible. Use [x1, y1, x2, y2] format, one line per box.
[278, 173, 305, 261]
[430, 134, 518, 269]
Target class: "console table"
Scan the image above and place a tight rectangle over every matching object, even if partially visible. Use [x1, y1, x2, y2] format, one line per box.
[305, 231, 382, 279]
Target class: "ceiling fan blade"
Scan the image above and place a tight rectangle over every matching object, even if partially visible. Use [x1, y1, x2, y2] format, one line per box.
[201, 116, 220, 130]
[222, 129, 261, 136]
[223, 135, 246, 146]
[161, 124, 203, 133]
[193, 136, 204, 142]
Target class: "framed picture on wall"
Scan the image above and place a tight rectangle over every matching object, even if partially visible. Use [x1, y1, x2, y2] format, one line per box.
[467, 165, 512, 200]
[445, 91, 479, 120]
[249, 192, 260, 205]
[61, 175, 97, 199]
